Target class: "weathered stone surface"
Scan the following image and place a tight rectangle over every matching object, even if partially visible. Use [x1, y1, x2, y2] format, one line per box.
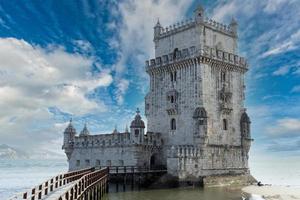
[203, 174, 257, 187]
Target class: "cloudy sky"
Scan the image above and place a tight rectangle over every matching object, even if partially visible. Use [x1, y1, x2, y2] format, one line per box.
[0, 0, 299, 162]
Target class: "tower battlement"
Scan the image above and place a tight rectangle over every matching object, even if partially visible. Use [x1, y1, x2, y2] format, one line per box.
[153, 5, 239, 59]
[145, 45, 247, 71]
[157, 17, 235, 39]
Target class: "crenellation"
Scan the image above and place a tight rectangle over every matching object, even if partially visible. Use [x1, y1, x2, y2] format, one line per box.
[158, 16, 235, 40]
[146, 46, 248, 71]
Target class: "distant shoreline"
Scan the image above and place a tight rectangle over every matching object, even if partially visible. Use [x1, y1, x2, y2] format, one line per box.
[242, 185, 300, 200]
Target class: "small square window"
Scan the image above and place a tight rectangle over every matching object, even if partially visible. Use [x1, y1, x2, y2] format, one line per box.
[85, 159, 90, 166]
[96, 160, 100, 166]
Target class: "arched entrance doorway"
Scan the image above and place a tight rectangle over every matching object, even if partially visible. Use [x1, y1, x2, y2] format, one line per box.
[150, 153, 159, 170]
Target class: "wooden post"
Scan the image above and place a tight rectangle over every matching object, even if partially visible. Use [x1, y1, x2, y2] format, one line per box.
[89, 189, 92, 200]
[123, 174, 126, 192]
[65, 191, 69, 200]
[23, 192, 27, 199]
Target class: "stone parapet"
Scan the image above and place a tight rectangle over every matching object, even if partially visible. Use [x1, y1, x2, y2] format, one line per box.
[157, 17, 234, 39]
[145, 46, 247, 72]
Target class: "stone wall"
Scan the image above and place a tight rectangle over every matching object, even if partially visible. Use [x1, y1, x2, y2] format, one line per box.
[166, 145, 249, 180]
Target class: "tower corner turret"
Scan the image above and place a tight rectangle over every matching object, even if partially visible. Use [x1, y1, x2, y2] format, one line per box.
[62, 119, 76, 160]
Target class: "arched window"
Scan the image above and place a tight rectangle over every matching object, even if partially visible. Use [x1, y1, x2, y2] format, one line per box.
[223, 119, 228, 130]
[135, 129, 139, 137]
[199, 119, 204, 125]
[173, 48, 178, 60]
[221, 71, 226, 82]
[170, 95, 174, 103]
[170, 71, 177, 82]
[174, 71, 177, 81]
[171, 118, 176, 130]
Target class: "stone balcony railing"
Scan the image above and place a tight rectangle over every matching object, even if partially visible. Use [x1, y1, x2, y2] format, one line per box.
[168, 145, 203, 158]
[145, 46, 248, 70]
[166, 102, 178, 115]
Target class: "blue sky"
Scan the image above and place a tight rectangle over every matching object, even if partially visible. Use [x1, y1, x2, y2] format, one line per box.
[0, 0, 299, 160]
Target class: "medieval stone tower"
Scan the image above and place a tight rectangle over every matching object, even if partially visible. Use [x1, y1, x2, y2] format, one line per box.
[145, 5, 252, 179]
[63, 5, 253, 183]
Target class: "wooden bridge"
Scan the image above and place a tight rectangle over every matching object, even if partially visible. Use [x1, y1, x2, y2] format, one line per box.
[8, 166, 167, 200]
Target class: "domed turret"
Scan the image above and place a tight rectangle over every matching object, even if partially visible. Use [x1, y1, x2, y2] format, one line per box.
[230, 17, 238, 36]
[63, 119, 76, 160]
[80, 123, 90, 136]
[125, 125, 129, 133]
[112, 125, 119, 134]
[130, 108, 145, 128]
[64, 119, 77, 135]
[130, 108, 145, 144]
[154, 19, 162, 41]
[194, 4, 205, 23]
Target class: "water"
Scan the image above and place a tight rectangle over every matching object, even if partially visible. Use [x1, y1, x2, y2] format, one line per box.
[0, 159, 68, 199]
[105, 187, 248, 200]
[1, 158, 299, 200]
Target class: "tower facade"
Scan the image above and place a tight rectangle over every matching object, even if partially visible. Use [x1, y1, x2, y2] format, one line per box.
[145, 5, 252, 179]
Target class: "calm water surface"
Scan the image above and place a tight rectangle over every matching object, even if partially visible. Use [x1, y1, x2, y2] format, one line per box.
[1, 159, 284, 200]
[105, 186, 257, 200]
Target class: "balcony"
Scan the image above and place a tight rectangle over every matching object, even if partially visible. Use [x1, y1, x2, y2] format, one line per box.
[166, 102, 178, 115]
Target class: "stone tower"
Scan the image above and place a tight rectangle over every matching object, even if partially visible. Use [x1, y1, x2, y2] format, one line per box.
[145, 5, 252, 179]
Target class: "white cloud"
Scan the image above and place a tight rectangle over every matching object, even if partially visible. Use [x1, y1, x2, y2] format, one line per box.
[272, 65, 292, 76]
[272, 61, 300, 76]
[291, 85, 300, 93]
[112, 0, 193, 103]
[0, 38, 113, 150]
[263, 0, 286, 14]
[262, 29, 300, 58]
[211, 0, 264, 23]
[115, 79, 129, 105]
[266, 118, 300, 137]
[212, 1, 237, 22]
[73, 40, 93, 53]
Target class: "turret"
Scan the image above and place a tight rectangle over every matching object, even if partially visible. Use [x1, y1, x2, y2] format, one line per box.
[79, 123, 90, 136]
[130, 108, 145, 144]
[62, 119, 76, 160]
[194, 4, 205, 23]
[240, 111, 252, 167]
[154, 19, 162, 41]
[230, 17, 238, 37]
[112, 125, 119, 134]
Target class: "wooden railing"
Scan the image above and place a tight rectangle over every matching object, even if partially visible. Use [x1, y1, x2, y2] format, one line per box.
[105, 165, 167, 174]
[58, 168, 109, 200]
[8, 167, 94, 200]
[8, 166, 166, 200]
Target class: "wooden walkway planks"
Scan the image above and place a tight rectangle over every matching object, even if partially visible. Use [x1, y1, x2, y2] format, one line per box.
[42, 183, 75, 200]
